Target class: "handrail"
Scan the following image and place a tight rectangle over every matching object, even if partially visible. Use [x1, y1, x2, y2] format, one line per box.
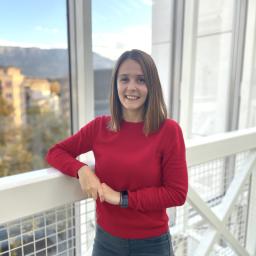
[186, 127, 256, 166]
[0, 127, 256, 224]
[0, 168, 85, 224]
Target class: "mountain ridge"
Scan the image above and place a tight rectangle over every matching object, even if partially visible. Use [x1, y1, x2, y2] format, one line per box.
[0, 46, 114, 79]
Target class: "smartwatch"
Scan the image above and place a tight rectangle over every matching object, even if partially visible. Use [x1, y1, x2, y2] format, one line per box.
[120, 191, 128, 208]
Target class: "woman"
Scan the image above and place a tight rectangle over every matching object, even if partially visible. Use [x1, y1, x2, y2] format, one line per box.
[46, 49, 188, 256]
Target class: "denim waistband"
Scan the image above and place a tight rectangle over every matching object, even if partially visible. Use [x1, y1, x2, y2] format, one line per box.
[92, 224, 174, 256]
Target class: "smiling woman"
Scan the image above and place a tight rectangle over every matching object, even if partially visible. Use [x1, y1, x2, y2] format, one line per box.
[109, 50, 168, 135]
[46, 49, 188, 256]
[117, 59, 148, 122]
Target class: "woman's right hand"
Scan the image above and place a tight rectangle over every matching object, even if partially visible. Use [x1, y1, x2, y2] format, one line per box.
[77, 165, 104, 201]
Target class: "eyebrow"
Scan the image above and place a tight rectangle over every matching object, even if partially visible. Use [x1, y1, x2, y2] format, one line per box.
[118, 74, 144, 77]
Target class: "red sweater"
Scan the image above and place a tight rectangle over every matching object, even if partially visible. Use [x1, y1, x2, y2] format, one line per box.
[46, 116, 188, 239]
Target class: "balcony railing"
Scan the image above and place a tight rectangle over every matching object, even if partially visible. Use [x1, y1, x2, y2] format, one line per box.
[0, 128, 256, 256]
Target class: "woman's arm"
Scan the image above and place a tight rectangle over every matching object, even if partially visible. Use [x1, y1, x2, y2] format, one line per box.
[78, 165, 104, 201]
[129, 123, 188, 211]
[45, 118, 96, 177]
[45, 118, 104, 201]
[102, 122, 188, 211]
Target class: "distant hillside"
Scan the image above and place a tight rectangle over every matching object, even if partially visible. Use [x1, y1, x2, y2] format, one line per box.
[0, 46, 114, 79]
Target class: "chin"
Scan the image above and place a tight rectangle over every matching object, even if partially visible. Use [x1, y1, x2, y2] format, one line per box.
[124, 104, 143, 110]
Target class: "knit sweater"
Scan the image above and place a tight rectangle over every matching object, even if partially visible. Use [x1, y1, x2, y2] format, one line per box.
[45, 115, 188, 239]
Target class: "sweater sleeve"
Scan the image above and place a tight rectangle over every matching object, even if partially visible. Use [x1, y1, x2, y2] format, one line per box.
[128, 121, 188, 211]
[45, 117, 98, 177]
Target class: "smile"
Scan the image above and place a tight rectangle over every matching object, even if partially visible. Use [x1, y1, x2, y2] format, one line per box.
[125, 95, 140, 100]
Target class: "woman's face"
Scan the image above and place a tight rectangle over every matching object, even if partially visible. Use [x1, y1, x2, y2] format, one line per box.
[117, 59, 148, 120]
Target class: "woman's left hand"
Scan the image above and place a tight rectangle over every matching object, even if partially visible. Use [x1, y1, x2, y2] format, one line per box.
[101, 183, 120, 205]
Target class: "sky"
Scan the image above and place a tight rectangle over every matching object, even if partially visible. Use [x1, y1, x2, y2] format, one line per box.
[0, 0, 68, 48]
[0, 0, 152, 60]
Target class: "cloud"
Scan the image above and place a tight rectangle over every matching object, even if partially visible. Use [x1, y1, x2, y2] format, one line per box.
[140, 0, 154, 6]
[0, 39, 67, 49]
[92, 25, 152, 60]
[0, 24, 151, 57]
[35, 26, 60, 34]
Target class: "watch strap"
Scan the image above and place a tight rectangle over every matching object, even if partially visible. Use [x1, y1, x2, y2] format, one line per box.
[120, 191, 128, 208]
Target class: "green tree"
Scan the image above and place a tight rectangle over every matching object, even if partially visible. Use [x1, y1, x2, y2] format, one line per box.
[0, 92, 70, 177]
[0, 94, 14, 145]
[0, 137, 33, 177]
[0, 94, 14, 116]
[25, 105, 70, 169]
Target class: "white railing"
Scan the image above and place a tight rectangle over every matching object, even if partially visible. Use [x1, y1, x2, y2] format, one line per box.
[0, 127, 256, 256]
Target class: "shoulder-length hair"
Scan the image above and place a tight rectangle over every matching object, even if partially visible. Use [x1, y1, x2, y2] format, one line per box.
[109, 49, 167, 135]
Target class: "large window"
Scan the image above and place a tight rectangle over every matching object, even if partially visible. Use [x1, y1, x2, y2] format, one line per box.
[239, 0, 256, 129]
[91, 0, 152, 116]
[180, 0, 256, 138]
[0, 1, 74, 255]
[181, 0, 235, 138]
[0, 0, 71, 177]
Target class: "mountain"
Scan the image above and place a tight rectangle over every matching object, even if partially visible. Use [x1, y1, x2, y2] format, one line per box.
[0, 46, 114, 79]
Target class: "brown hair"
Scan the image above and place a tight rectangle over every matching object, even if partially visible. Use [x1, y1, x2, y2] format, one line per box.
[109, 49, 167, 135]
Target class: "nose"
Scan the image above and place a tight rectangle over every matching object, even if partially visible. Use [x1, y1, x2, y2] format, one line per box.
[126, 80, 137, 90]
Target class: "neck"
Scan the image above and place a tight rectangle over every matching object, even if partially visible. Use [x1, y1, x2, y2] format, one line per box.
[122, 110, 144, 123]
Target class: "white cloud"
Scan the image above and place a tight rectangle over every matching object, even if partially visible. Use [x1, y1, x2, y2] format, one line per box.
[140, 0, 154, 6]
[35, 26, 60, 34]
[0, 39, 67, 49]
[92, 25, 152, 60]
[0, 24, 152, 58]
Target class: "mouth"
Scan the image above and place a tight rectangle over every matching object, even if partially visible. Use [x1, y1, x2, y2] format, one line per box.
[125, 95, 140, 100]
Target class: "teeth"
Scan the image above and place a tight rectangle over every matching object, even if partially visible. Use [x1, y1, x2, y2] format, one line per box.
[126, 95, 139, 100]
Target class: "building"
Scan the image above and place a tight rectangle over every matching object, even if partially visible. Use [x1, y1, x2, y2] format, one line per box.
[0, 66, 25, 126]
[23, 78, 60, 116]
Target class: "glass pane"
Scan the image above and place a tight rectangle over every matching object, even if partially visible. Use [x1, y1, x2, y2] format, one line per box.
[198, 0, 234, 34]
[184, 0, 235, 138]
[193, 32, 232, 136]
[92, 0, 152, 116]
[0, 0, 71, 177]
[250, 62, 256, 126]
[239, 0, 256, 129]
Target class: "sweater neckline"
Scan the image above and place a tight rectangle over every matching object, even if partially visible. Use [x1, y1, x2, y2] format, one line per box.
[122, 119, 144, 126]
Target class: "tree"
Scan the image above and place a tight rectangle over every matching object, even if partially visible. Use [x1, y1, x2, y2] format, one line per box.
[0, 94, 14, 145]
[25, 109, 70, 170]
[0, 91, 70, 177]
[0, 94, 14, 116]
[0, 144, 33, 176]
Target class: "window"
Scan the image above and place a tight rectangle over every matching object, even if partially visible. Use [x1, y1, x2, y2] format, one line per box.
[0, 0, 71, 177]
[0, 2, 75, 255]
[239, 0, 256, 128]
[181, 0, 235, 138]
[92, 0, 152, 116]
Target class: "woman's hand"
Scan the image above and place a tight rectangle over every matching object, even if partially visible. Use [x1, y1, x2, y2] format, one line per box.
[78, 165, 104, 201]
[101, 183, 121, 205]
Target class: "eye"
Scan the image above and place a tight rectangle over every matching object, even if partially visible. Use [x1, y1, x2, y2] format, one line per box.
[119, 77, 129, 83]
[137, 77, 145, 84]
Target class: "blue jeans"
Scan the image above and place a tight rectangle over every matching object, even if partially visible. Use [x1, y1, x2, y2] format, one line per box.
[92, 225, 175, 256]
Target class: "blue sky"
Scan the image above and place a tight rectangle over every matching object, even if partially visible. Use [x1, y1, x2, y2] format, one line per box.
[0, 0, 152, 59]
[92, 0, 151, 32]
[0, 0, 68, 48]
